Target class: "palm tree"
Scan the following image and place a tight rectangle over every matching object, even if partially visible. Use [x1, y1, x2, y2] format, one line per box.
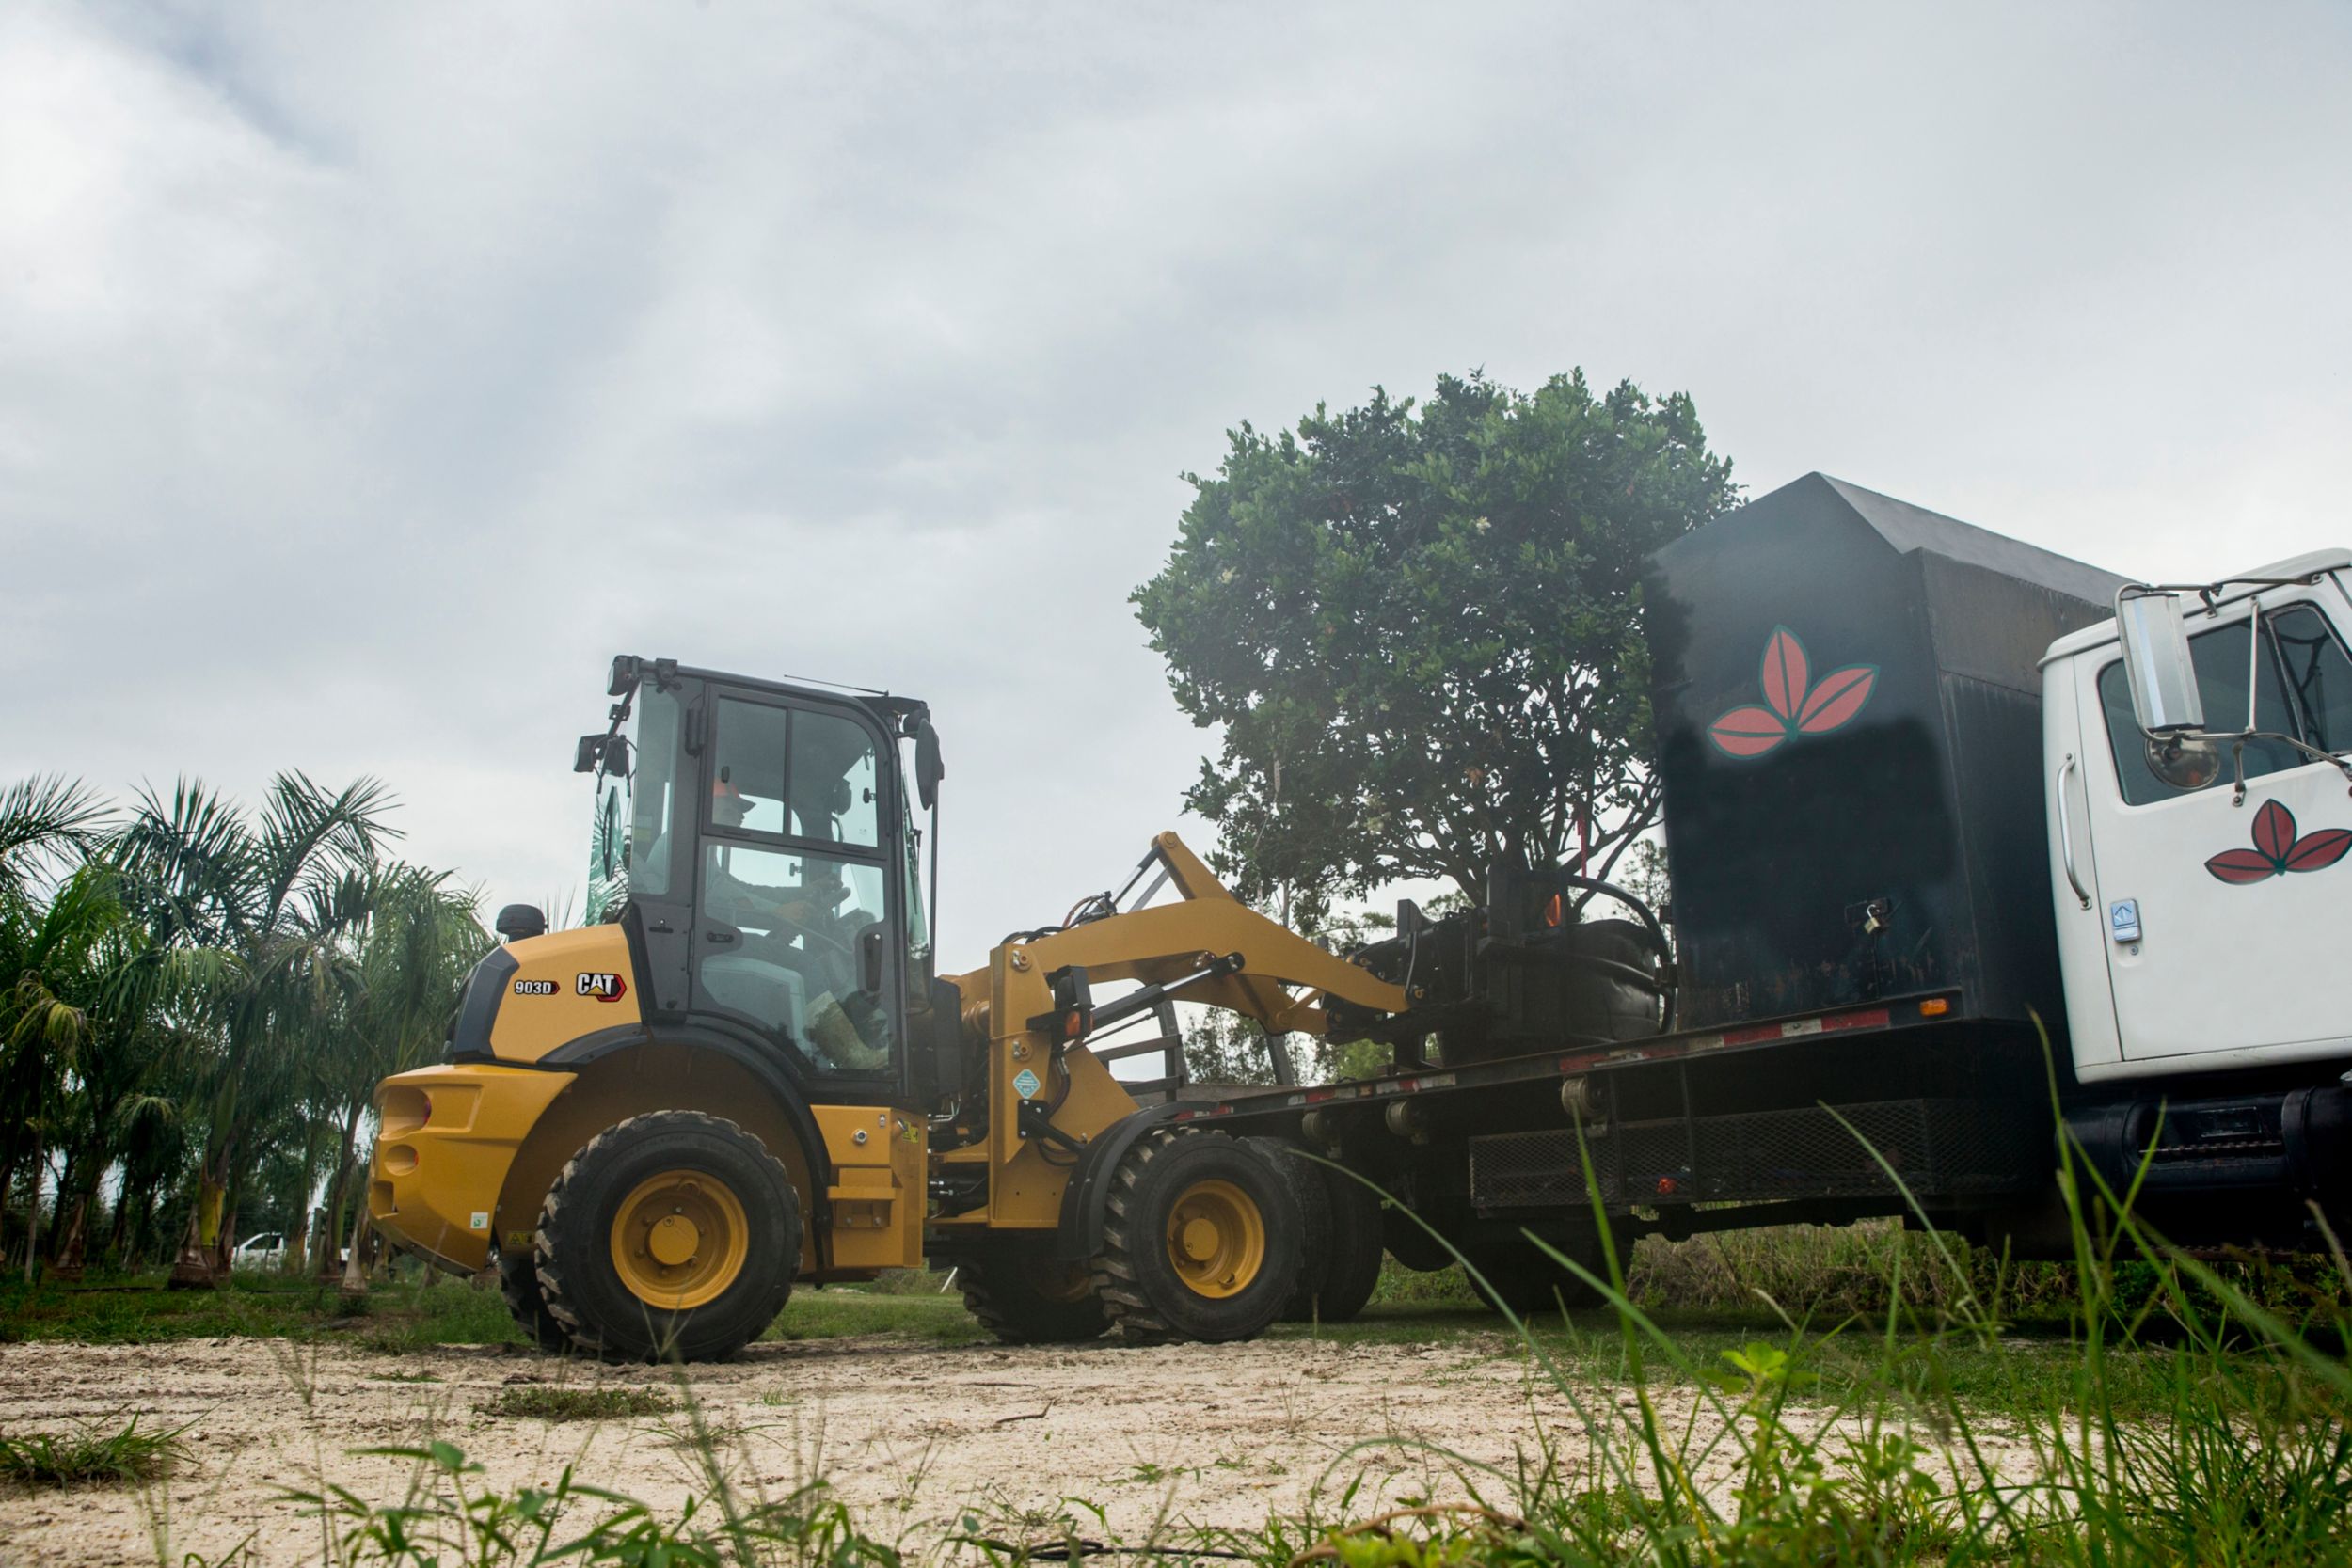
[112, 773, 399, 1286]
[0, 778, 112, 1276]
[313, 866, 486, 1287]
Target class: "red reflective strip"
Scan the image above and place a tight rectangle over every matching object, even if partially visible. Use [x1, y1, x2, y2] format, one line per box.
[1822, 1007, 1891, 1033]
[1722, 1024, 1782, 1047]
[1304, 1087, 1338, 1103]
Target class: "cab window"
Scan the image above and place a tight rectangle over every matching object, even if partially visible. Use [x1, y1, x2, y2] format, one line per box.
[709, 702, 878, 846]
[2099, 602, 2352, 806]
[699, 695, 897, 1078]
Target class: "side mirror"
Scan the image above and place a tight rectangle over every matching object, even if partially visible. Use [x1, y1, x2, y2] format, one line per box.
[2116, 590, 2206, 736]
[857, 923, 887, 996]
[914, 721, 944, 811]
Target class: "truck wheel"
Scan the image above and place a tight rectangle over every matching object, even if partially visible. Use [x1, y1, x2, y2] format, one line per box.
[1313, 1163, 1385, 1323]
[1092, 1131, 1302, 1345]
[1463, 1232, 1604, 1319]
[1242, 1138, 1332, 1323]
[959, 1235, 1108, 1343]
[496, 1242, 574, 1354]
[534, 1111, 800, 1362]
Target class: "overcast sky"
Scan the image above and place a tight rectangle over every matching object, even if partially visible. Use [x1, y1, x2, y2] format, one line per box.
[7, 1, 2349, 958]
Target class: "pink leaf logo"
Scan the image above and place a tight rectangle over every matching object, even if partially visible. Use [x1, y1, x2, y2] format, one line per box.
[1708, 705, 1789, 758]
[1760, 628, 1808, 721]
[2203, 799, 2352, 883]
[1707, 626, 1878, 760]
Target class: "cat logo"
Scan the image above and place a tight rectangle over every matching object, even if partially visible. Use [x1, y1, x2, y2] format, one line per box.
[577, 972, 628, 1003]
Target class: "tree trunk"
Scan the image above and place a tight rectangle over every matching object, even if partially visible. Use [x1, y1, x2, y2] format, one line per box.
[49, 1190, 90, 1282]
[167, 1171, 226, 1291]
[106, 1185, 133, 1269]
[338, 1183, 371, 1296]
[21, 1137, 45, 1285]
[318, 1108, 362, 1277]
[210, 1176, 237, 1278]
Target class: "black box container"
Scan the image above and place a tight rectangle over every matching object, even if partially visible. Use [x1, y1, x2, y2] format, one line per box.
[1647, 474, 2124, 1036]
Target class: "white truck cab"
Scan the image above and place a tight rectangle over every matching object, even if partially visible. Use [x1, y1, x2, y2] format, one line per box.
[2044, 552, 2352, 1083]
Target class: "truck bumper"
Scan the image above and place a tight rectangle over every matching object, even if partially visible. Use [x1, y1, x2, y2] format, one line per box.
[369, 1064, 575, 1273]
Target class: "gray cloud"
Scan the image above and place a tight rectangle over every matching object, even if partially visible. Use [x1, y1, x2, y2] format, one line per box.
[6, 0, 2348, 956]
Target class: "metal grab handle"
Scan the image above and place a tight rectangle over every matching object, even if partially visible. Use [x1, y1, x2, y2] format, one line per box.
[2056, 753, 2091, 910]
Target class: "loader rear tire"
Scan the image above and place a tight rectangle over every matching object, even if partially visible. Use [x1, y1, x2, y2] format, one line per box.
[959, 1235, 1108, 1344]
[497, 1242, 575, 1354]
[1242, 1138, 1331, 1323]
[1091, 1130, 1302, 1346]
[534, 1111, 799, 1362]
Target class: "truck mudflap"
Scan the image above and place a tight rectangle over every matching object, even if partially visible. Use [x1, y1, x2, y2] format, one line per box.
[369, 1063, 577, 1273]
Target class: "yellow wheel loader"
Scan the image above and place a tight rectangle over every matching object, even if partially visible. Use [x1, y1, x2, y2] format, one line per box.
[369, 656, 1407, 1359]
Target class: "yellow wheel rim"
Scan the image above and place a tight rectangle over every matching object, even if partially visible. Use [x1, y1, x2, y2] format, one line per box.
[1164, 1178, 1264, 1299]
[610, 1168, 750, 1310]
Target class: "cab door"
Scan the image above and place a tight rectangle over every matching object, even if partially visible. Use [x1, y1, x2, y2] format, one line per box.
[2073, 582, 2352, 1069]
[689, 690, 906, 1090]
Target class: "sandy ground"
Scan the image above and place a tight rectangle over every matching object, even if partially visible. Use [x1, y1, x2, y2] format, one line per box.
[0, 1329, 1677, 1565]
[0, 1331, 2036, 1566]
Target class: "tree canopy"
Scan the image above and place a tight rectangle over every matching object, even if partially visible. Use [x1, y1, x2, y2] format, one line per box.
[1134, 370, 1736, 917]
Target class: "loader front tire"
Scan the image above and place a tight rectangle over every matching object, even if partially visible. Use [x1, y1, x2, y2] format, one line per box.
[959, 1235, 1109, 1344]
[1092, 1130, 1302, 1346]
[535, 1111, 799, 1362]
[496, 1241, 575, 1354]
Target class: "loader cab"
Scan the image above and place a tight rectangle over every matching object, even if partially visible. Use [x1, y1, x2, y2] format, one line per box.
[582, 656, 941, 1102]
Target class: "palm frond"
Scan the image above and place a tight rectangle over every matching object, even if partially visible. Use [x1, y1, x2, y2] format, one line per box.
[0, 775, 110, 899]
[110, 779, 255, 946]
[255, 773, 400, 926]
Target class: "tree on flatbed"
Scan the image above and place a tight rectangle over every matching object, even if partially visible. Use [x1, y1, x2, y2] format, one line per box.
[1134, 370, 1737, 916]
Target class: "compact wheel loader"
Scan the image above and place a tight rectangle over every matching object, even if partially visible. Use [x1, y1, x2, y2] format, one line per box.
[369, 656, 1409, 1359]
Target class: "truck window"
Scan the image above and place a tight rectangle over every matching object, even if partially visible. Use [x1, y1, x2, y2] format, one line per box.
[2097, 604, 2351, 805]
[2266, 603, 2352, 753]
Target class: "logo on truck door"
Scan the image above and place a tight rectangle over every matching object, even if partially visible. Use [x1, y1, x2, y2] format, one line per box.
[1708, 626, 1878, 759]
[2202, 800, 2352, 884]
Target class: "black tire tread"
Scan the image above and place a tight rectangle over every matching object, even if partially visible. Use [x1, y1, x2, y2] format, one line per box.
[533, 1109, 797, 1362]
[1092, 1130, 1178, 1345]
[1313, 1161, 1385, 1323]
[960, 1239, 1109, 1344]
[1090, 1128, 1301, 1346]
[1243, 1137, 1332, 1323]
[497, 1242, 573, 1354]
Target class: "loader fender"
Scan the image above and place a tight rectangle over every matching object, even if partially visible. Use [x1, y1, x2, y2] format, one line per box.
[1053, 1102, 1188, 1261]
[371, 1063, 579, 1274]
[536, 1025, 836, 1248]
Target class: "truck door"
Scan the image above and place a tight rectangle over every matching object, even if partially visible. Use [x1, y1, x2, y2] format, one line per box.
[691, 691, 904, 1087]
[2071, 581, 2352, 1068]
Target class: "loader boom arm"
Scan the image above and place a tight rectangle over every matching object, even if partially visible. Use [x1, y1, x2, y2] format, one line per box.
[1013, 832, 1408, 1034]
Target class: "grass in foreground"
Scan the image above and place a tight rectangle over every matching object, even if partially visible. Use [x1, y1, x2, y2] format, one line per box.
[0, 1417, 186, 1488]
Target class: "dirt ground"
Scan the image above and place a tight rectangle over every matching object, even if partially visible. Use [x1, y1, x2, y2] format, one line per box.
[0, 1329, 1714, 1565]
